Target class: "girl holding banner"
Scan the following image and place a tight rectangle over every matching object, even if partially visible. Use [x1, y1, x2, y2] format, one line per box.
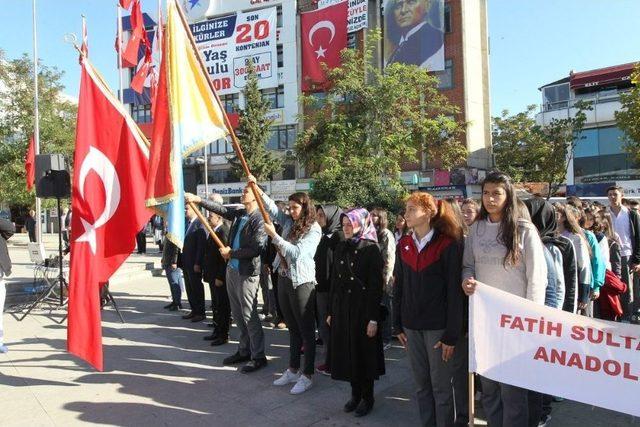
[462, 171, 547, 427]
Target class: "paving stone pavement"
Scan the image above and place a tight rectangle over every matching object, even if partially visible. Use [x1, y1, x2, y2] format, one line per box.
[0, 233, 637, 426]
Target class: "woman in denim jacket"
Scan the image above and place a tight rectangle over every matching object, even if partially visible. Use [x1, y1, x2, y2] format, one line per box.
[249, 176, 322, 395]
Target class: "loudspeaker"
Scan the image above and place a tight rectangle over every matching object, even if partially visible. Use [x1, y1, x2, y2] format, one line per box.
[35, 154, 70, 199]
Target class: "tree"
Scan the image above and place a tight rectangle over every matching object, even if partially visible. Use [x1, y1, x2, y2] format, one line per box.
[492, 101, 591, 198]
[616, 65, 640, 163]
[296, 31, 467, 208]
[227, 61, 282, 181]
[0, 50, 77, 207]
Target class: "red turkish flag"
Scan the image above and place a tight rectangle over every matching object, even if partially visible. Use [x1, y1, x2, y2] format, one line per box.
[119, 0, 133, 10]
[300, 1, 348, 92]
[67, 57, 152, 371]
[25, 135, 35, 191]
[122, 0, 149, 68]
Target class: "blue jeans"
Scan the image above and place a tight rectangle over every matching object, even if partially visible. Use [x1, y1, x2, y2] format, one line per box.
[165, 267, 182, 305]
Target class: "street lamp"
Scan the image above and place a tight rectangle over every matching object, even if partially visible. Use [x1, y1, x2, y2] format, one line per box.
[195, 156, 208, 196]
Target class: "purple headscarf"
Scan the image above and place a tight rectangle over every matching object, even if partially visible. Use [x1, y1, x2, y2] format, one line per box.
[343, 208, 378, 243]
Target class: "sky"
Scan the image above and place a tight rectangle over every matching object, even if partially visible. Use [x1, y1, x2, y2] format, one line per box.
[0, 0, 638, 116]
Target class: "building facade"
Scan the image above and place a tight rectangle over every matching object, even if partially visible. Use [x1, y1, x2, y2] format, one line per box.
[123, 0, 491, 202]
[536, 62, 639, 197]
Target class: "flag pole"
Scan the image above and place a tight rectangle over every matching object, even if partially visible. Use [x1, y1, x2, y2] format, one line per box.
[468, 372, 475, 426]
[172, 0, 271, 224]
[32, 0, 42, 242]
[117, 2, 124, 102]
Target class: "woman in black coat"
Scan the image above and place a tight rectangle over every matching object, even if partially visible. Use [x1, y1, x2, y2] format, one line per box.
[327, 208, 384, 417]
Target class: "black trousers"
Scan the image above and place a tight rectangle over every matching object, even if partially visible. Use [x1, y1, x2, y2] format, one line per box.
[213, 282, 230, 338]
[136, 230, 146, 253]
[184, 268, 205, 316]
[278, 276, 316, 375]
[351, 378, 374, 402]
[28, 230, 36, 242]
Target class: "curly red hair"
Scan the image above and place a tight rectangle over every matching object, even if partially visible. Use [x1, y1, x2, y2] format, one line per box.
[406, 192, 463, 241]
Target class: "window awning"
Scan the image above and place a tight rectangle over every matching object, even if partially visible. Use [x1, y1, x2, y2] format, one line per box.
[570, 62, 637, 89]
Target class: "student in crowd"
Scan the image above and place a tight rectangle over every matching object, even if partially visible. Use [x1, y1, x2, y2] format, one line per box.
[596, 211, 622, 277]
[328, 208, 384, 417]
[185, 182, 268, 374]
[461, 198, 480, 231]
[314, 204, 344, 376]
[0, 218, 15, 353]
[607, 186, 640, 321]
[394, 192, 464, 426]
[160, 237, 182, 311]
[555, 204, 592, 315]
[394, 211, 410, 243]
[462, 171, 547, 427]
[371, 208, 396, 351]
[251, 177, 322, 395]
[578, 207, 606, 317]
[202, 193, 231, 345]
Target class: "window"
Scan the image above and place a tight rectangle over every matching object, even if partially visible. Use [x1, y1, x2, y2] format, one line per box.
[267, 125, 297, 150]
[209, 169, 234, 184]
[277, 45, 284, 68]
[572, 126, 638, 183]
[347, 33, 357, 49]
[209, 137, 234, 155]
[444, 3, 451, 33]
[277, 5, 283, 28]
[435, 59, 453, 90]
[220, 93, 239, 114]
[131, 104, 152, 124]
[542, 83, 570, 111]
[574, 129, 599, 158]
[261, 85, 285, 109]
[282, 164, 296, 180]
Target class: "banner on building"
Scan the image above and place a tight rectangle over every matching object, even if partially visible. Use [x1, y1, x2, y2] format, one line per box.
[318, 0, 368, 33]
[470, 283, 640, 417]
[383, 0, 444, 71]
[189, 7, 277, 95]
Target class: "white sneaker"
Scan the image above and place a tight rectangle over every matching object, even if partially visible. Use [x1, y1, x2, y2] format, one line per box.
[290, 375, 313, 395]
[273, 369, 300, 386]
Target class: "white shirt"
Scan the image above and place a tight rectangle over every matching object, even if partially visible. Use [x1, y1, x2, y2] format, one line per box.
[412, 229, 435, 252]
[610, 206, 632, 257]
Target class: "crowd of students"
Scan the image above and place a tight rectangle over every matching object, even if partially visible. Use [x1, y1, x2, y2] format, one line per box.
[156, 171, 638, 426]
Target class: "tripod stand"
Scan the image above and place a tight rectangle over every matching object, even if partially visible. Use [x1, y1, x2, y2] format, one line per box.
[19, 196, 68, 323]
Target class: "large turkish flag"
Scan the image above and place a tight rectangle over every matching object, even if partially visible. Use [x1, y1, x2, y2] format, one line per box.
[67, 57, 152, 371]
[300, 1, 348, 92]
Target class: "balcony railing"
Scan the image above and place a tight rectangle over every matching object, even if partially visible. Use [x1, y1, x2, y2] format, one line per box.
[540, 89, 631, 113]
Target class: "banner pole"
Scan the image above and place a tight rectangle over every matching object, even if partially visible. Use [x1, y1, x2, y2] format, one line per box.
[172, 0, 271, 224]
[468, 372, 475, 426]
[187, 201, 224, 249]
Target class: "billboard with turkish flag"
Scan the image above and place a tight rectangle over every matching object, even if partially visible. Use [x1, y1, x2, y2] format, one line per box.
[300, 1, 348, 92]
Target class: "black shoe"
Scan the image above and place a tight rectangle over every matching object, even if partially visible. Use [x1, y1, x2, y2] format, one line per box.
[203, 334, 217, 341]
[207, 322, 215, 327]
[354, 399, 373, 417]
[182, 312, 195, 320]
[344, 397, 361, 413]
[168, 304, 180, 311]
[163, 303, 174, 309]
[223, 352, 251, 365]
[240, 357, 267, 373]
[211, 336, 229, 346]
[191, 314, 206, 323]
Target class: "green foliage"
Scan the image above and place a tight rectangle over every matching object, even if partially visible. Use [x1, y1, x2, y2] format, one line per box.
[0, 50, 77, 207]
[616, 65, 640, 163]
[227, 61, 282, 181]
[296, 30, 467, 208]
[492, 101, 591, 197]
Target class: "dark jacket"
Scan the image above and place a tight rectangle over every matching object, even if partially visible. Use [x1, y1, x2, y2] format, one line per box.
[629, 209, 640, 265]
[329, 239, 385, 382]
[181, 218, 207, 270]
[0, 218, 15, 276]
[25, 216, 36, 233]
[161, 238, 180, 269]
[393, 232, 464, 346]
[203, 222, 230, 284]
[315, 205, 344, 293]
[387, 22, 442, 67]
[200, 199, 267, 277]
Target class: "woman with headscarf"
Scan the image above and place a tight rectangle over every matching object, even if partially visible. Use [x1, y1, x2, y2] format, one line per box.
[314, 204, 344, 376]
[327, 208, 384, 417]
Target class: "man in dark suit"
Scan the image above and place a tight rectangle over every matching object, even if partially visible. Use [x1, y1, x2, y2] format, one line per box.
[202, 193, 231, 345]
[385, 0, 444, 70]
[25, 210, 36, 243]
[185, 183, 268, 374]
[180, 203, 207, 322]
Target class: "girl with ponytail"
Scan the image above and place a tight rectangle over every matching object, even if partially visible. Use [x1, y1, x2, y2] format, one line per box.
[393, 191, 464, 426]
